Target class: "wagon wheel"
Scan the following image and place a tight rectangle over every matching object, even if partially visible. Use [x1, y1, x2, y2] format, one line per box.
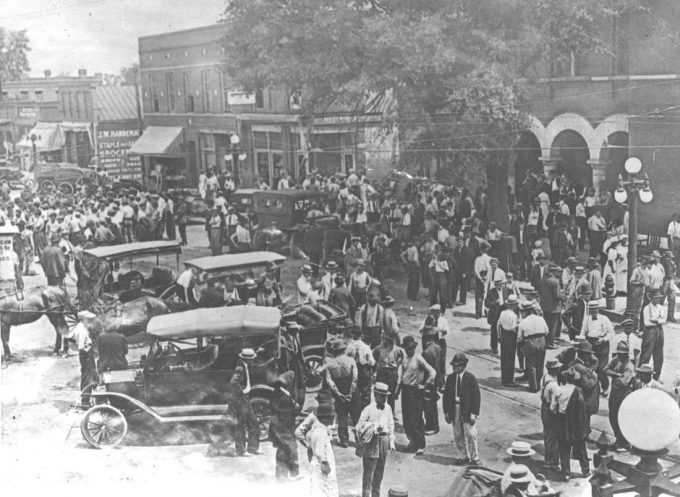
[304, 355, 324, 393]
[40, 180, 55, 192]
[249, 397, 271, 442]
[58, 181, 74, 195]
[80, 404, 128, 449]
[64, 311, 79, 332]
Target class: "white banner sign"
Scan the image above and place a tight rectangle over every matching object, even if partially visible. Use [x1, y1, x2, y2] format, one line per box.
[227, 91, 255, 105]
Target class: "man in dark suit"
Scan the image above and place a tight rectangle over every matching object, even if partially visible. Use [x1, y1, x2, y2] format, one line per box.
[539, 264, 562, 349]
[484, 276, 505, 354]
[453, 230, 477, 305]
[443, 352, 481, 465]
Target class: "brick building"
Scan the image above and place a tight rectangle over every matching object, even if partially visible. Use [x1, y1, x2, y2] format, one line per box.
[131, 24, 394, 189]
[0, 70, 102, 167]
[513, 0, 680, 234]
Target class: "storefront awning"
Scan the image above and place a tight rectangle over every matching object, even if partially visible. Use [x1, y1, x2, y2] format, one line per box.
[128, 126, 183, 156]
[17, 122, 64, 151]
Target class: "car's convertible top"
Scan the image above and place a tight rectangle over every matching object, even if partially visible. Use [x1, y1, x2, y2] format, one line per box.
[147, 305, 281, 339]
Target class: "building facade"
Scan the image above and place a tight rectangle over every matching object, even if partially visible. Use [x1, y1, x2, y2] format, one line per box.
[0, 70, 102, 167]
[133, 23, 392, 189]
[513, 0, 680, 234]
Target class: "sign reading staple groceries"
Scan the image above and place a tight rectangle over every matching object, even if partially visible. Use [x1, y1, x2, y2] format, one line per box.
[96, 127, 142, 180]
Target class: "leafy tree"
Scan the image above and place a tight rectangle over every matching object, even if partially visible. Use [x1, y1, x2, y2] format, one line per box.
[219, 0, 644, 228]
[0, 27, 30, 88]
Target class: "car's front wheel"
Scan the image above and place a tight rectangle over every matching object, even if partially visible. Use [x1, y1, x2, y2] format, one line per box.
[249, 397, 271, 442]
[80, 404, 128, 449]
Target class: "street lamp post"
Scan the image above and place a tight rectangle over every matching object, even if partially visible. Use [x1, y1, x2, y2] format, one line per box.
[227, 134, 247, 187]
[614, 157, 654, 305]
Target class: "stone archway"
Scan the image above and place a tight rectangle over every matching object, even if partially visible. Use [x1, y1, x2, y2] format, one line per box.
[550, 130, 591, 195]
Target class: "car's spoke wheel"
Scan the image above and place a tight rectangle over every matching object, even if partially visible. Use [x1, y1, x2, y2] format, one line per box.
[304, 355, 324, 393]
[80, 404, 128, 449]
[249, 397, 271, 442]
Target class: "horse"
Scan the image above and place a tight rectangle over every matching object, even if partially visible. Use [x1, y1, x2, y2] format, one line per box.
[0, 286, 76, 361]
[89, 295, 170, 338]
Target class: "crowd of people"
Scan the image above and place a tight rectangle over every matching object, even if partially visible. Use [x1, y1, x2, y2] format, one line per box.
[8, 164, 680, 496]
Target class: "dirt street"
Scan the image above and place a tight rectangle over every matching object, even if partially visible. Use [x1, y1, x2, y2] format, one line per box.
[2, 225, 679, 496]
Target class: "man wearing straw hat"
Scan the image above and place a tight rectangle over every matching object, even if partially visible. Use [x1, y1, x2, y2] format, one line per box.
[641, 289, 667, 379]
[497, 294, 520, 387]
[517, 300, 548, 392]
[228, 348, 260, 456]
[373, 331, 404, 414]
[65, 310, 98, 408]
[581, 300, 614, 395]
[356, 382, 395, 497]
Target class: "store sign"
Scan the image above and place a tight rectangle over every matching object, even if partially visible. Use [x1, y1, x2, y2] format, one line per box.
[18, 107, 36, 120]
[96, 127, 142, 180]
[0, 231, 16, 296]
[227, 91, 255, 105]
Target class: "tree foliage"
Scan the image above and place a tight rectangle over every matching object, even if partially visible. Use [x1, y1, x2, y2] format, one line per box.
[0, 27, 30, 86]
[219, 0, 647, 225]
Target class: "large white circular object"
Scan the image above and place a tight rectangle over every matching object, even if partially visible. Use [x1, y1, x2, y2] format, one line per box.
[619, 388, 680, 452]
[624, 157, 642, 175]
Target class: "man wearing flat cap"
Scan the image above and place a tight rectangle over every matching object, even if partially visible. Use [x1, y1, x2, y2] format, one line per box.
[323, 337, 357, 448]
[328, 274, 356, 321]
[40, 232, 67, 287]
[540, 360, 562, 469]
[551, 368, 591, 481]
[539, 264, 562, 349]
[604, 341, 636, 450]
[443, 352, 481, 465]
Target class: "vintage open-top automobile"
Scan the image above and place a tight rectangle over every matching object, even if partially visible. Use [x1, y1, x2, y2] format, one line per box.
[80, 305, 305, 449]
[81, 240, 182, 306]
